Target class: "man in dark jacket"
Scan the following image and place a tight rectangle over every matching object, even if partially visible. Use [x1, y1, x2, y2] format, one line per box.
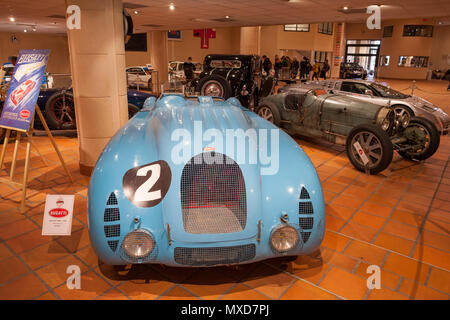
[290, 56, 300, 79]
[183, 57, 196, 82]
[262, 55, 272, 76]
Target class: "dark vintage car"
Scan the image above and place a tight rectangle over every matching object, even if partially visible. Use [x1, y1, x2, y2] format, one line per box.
[190, 54, 275, 109]
[340, 62, 368, 80]
[0, 88, 154, 141]
[256, 87, 440, 174]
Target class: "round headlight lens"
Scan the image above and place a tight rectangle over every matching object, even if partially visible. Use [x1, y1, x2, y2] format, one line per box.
[401, 113, 410, 128]
[122, 229, 154, 259]
[270, 225, 299, 253]
[381, 117, 390, 131]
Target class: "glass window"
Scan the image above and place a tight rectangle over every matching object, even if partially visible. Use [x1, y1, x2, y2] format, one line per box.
[403, 25, 433, 37]
[383, 26, 393, 37]
[318, 23, 333, 35]
[210, 60, 242, 69]
[284, 24, 310, 32]
[380, 56, 390, 66]
[398, 56, 429, 68]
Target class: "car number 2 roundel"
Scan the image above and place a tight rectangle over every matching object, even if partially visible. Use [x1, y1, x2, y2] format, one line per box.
[122, 160, 172, 207]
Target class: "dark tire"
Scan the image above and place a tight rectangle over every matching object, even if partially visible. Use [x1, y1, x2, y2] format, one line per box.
[197, 75, 232, 99]
[256, 103, 281, 127]
[128, 104, 139, 119]
[44, 91, 76, 130]
[346, 123, 393, 174]
[398, 116, 440, 161]
[0, 127, 5, 144]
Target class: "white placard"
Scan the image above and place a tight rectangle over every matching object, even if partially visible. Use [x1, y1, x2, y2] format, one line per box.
[42, 195, 74, 236]
[353, 141, 370, 165]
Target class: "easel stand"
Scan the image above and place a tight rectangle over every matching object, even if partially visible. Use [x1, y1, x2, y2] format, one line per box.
[0, 105, 73, 213]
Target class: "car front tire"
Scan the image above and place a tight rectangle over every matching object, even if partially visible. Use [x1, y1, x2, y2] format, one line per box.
[346, 123, 393, 174]
[398, 116, 440, 161]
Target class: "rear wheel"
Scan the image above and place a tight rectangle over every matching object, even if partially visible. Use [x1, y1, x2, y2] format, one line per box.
[44, 91, 76, 130]
[256, 104, 281, 127]
[398, 117, 440, 161]
[346, 124, 393, 174]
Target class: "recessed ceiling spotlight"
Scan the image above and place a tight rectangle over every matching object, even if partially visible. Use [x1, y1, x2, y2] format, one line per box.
[343, 6, 349, 10]
[32, 26, 37, 31]
[169, 3, 175, 10]
[134, 10, 139, 14]
[9, 17, 15, 22]
[225, 15, 230, 19]
[23, 29, 27, 33]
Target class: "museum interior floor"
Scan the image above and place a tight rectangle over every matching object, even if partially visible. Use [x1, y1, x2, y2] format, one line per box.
[0, 79, 449, 300]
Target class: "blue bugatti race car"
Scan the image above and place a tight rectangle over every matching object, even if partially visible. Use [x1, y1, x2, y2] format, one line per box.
[88, 94, 325, 267]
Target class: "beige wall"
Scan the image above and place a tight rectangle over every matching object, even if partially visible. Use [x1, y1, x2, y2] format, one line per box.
[345, 23, 382, 40]
[430, 25, 450, 71]
[0, 32, 70, 74]
[378, 19, 435, 79]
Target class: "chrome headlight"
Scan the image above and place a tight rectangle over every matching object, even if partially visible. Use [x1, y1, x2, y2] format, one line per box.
[122, 229, 155, 259]
[381, 117, 390, 131]
[401, 113, 410, 128]
[270, 225, 299, 253]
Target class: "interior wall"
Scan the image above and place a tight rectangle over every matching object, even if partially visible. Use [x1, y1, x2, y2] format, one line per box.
[430, 25, 450, 71]
[0, 32, 70, 74]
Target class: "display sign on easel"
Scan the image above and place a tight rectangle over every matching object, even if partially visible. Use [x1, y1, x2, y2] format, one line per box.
[0, 49, 73, 213]
[42, 195, 74, 236]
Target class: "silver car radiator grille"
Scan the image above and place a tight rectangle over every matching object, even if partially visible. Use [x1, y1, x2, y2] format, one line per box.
[181, 152, 247, 234]
[298, 186, 314, 244]
[174, 244, 256, 266]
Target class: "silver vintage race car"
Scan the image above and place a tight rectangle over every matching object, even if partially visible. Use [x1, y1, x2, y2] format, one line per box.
[279, 79, 449, 135]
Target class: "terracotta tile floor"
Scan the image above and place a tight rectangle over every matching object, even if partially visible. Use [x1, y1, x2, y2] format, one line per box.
[0, 79, 449, 300]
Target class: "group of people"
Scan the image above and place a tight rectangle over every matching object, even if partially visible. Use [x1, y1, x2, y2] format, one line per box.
[262, 55, 330, 81]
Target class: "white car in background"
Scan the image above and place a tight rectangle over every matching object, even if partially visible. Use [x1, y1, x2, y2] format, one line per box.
[126, 65, 153, 90]
[168, 61, 203, 81]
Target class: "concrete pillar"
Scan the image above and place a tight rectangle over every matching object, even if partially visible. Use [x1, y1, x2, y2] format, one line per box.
[240, 26, 261, 55]
[66, 0, 128, 175]
[149, 31, 169, 89]
[331, 23, 346, 79]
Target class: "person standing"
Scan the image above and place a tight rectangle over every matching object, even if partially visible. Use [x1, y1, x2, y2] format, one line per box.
[262, 55, 272, 76]
[312, 60, 320, 80]
[300, 57, 307, 79]
[183, 57, 196, 83]
[274, 55, 282, 79]
[290, 56, 300, 80]
[321, 60, 330, 80]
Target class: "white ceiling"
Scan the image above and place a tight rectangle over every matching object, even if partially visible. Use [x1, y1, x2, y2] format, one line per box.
[0, 0, 449, 34]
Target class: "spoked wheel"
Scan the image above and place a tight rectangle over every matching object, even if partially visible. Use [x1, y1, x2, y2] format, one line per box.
[346, 124, 393, 174]
[256, 104, 281, 126]
[128, 104, 139, 119]
[44, 92, 76, 130]
[398, 117, 440, 161]
[202, 80, 224, 97]
[393, 105, 413, 118]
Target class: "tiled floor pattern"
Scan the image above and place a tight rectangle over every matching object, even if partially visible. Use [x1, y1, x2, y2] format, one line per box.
[0, 79, 449, 300]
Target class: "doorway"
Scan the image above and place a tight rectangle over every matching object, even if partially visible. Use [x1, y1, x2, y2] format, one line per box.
[345, 40, 381, 79]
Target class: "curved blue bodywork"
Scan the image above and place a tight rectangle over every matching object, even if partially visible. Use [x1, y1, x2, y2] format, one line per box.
[88, 95, 325, 267]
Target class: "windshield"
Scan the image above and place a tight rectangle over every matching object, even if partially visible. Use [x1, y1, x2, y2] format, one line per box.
[370, 83, 409, 99]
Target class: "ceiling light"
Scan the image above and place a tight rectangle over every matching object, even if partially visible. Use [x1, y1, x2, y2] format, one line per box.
[23, 29, 27, 33]
[169, 3, 175, 10]
[343, 6, 349, 10]
[134, 10, 138, 14]
[225, 15, 230, 19]
[32, 26, 37, 31]
[9, 17, 15, 22]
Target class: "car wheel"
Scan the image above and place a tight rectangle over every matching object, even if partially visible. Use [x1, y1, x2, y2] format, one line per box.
[256, 104, 281, 127]
[393, 105, 413, 119]
[197, 75, 231, 99]
[346, 124, 393, 174]
[128, 104, 140, 119]
[44, 91, 76, 130]
[398, 117, 440, 161]
[147, 79, 153, 91]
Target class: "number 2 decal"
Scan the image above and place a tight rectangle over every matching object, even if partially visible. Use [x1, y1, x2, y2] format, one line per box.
[122, 160, 171, 208]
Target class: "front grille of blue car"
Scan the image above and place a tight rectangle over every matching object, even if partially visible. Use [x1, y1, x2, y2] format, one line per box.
[174, 244, 256, 266]
[298, 187, 314, 244]
[181, 152, 247, 234]
[104, 192, 121, 252]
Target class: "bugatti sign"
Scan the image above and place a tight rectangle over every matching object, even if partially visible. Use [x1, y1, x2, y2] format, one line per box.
[42, 195, 74, 236]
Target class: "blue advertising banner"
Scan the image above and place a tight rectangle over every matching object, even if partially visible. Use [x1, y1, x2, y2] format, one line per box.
[0, 49, 50, 132]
